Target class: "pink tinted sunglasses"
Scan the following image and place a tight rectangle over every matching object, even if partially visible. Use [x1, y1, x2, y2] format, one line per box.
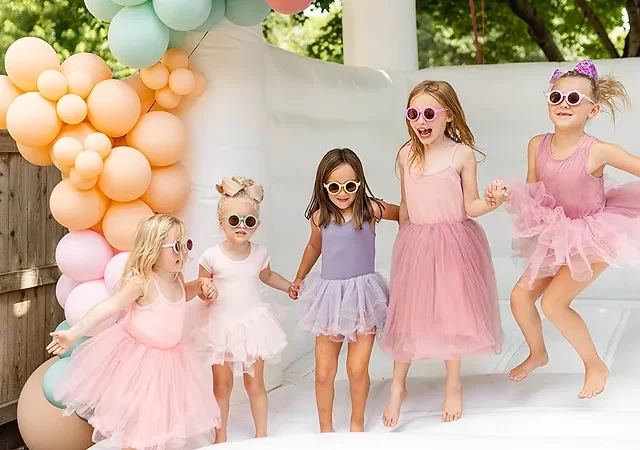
[547, 90, 595, 106]
[162, 239, 193, 254]
[405, 106, 447, 122]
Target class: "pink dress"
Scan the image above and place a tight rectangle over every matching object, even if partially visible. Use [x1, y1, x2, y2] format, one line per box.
[506, 133, 640, 287]
[56, 279, 221, 450]
[193, 243, 287, 376]
[380, 146, 503, 362]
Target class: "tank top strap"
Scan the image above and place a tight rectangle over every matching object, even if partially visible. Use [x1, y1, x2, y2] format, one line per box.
[578, 135, 597, 156]
[450, 143, 460, 165]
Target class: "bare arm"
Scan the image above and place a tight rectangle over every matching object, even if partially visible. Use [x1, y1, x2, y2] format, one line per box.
[592, 140, 640, 177]
[398, 144, 410, 225]
[293, 212, 323, 286]
[526, 135, 543, 183]
[371, 199, 400, 222]
[182, 272, 215, 302]
[461, 146, 501, 218]
[259, 263, 292, 293]
[196, 264, 218, 302]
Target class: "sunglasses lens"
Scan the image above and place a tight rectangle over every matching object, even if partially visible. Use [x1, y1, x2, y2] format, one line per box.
[424, 108, 435, 120]
[327, 183, 340, 194]
[245, 216, 257, 228]
[227, 215, 240, 227]
[549, 91, 562, 104]
[185, 239, 193, 251]
[406, 108, 419, 121]
[345, 181, 358, 193]
[567, 92, 581, 105]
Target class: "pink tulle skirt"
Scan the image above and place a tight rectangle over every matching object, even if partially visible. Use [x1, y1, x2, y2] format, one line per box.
[505, 180, 640, 288]
[380, 220, 503, 363]
[56, 322, 220, 450]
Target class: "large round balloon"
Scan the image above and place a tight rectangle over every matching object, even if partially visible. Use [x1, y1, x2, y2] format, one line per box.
[4, 37, 61, 92]
[112, 0, 147, 5]
[61, 53, 112, 88]
[121, 73, 156, 112]
[104, 251, 131, 293]
[6, 92, 62, 147]
[17, 143, 54, 167]
[56, 275, 80, 308]
[102, 200, 154, 251]
[266, 0, 311, 14]
[168, 29, 185, 48]
[225, 0, 272, 26]
[49, 179, 109, 230]
[65, 280, 118, 336]
[87, 79, 141, 137]
[126, 111, 187, 166]
[42, 357, 70, 409]
[17, 358, 94, 450]
[194, 0, 226, 31]
[56, 230, 114, 282]
[0, 75, 22, 129]
[99, 146, 152, 202]
[108, 3, 170, 69]
[141, 164, 190, 213]
[152, 0, 211, 31]
[84, 0, 124, 22]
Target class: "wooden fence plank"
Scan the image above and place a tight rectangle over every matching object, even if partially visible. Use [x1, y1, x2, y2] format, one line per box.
[0, 131, 18, 154]
[0, 266, 61, 295]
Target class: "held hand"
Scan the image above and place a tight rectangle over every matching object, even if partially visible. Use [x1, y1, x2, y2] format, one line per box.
[46, 330, 77, 356]
[199, 278, 218, 304]
[288, 278, 302, 300]
[490, 178, 510, 207]
[484, 186, 495, 206]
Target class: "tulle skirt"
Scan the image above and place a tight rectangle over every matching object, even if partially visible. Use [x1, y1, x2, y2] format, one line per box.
[505, 180, 640, 288]
[296, 271, 389, 342]
[55, 322, 220, 450]
[380, 220, 503, 363]
[192, 303, 287, 376]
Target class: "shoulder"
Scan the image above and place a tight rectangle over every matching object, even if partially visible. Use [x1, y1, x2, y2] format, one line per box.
[198, 246, 220, 268]
[455, 143, 476, 167]
[310, 210, 321, 229]
[251, 242, 270, 259]
[369, 197, 384, 220]
[528, 134, 547, 154]
[590, 138, 623, 158]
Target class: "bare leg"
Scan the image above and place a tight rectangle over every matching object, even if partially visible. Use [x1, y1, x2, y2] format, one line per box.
[382, 361, 409, 428]
[315, 335, 343, 432]
[212, 363, 234, 444]
[540, 263, 610, 398]
[243, 359, 268, 438]
[442, 360, 463, 422]
[346, 333, 375, 432]
[509, 275, 553, 381]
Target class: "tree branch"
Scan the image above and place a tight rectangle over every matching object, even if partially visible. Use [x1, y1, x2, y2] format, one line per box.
[505, 0, 565, 61]
[576, 0, 619, 58]
[624, 0, 640, 57]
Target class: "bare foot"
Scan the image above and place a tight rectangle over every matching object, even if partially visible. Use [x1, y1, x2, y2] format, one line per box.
[350, 419, 364, 432]
[213, 431, 227, 444]
[442, 381, 462, 422]
[578, 363, 610, 399]
[319, 428, 335, 433]
[382, 383, 407, 428]
[508, 352, 549, 381]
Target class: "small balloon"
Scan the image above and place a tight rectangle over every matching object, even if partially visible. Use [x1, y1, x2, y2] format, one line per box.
[162, 48, 189, 72]
[53, 137, 84, 168]
[56, 94, 87, 125]
[155, 86, 181, 110]
[84, 132, 112, 159]
[69, 168, 98, 191]
[37, 70, 68, 101]
[187, 70, 208, 98]
[61, 53, 112, 87]
[140, 62, 169, 90]
[75, 150, 104, 178]
[168, 68, 195, 96]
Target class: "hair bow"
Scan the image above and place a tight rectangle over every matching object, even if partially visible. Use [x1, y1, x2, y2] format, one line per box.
[549, 59, 599, 84]
[216, 176, 264, 203]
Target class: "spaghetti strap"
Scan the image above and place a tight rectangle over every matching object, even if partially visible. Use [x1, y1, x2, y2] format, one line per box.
[450, 143, 460, 165]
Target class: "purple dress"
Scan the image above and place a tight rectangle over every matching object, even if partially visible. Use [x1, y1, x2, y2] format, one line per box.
[297, 220, 389, 342]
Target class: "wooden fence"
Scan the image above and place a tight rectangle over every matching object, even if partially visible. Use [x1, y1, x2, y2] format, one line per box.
[0, 130, 65, 425]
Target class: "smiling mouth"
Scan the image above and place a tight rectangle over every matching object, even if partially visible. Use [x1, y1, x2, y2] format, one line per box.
[556, 111, 573, 117]
[336, 197, 350, 203]
[417, 127, 432, 139]
[235, 230, 247, 237]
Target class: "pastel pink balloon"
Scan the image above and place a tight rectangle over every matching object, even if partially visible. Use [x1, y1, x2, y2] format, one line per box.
[104, 251, 131, 294]
[64, 280, 118, 336]
[55, 230, 114, 282]
[266, 0, 312, 14]
[55, 274, 80, 308]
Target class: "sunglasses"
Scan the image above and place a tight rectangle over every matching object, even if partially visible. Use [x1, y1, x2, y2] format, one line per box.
[324, 180, 361, 195]
[547, 90, 595, 106]
[224, 214, 260, 229]
[162, 239, 193, 254]
[405, 107, 447, 122]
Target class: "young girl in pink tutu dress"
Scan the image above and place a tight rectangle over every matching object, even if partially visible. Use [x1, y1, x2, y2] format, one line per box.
[488, 59, 640, 399]
[290, 148, 399, 433]
[192, 176, 291, 444]
[380, 81, 507, 427]
[47, 213, 221, 450]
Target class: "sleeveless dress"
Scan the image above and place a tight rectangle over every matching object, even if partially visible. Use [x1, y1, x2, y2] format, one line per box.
[192, 243, 287, 376]
[380, 146, 503, 362]
[297, 220, 389, 342]
[56, 279, 221, 450]
[505, 133, 640, 288]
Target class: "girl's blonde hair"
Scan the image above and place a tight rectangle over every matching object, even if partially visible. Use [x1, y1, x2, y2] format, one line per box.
[118, 214, 186, 290]
[216, 176, 264, 219]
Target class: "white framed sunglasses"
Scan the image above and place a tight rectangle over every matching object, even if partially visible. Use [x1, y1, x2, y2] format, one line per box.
[162, 239, 193, 254]
[224, 214, 260, 229]
[323, 180, 361, 195]
[547, 90, 595, 106]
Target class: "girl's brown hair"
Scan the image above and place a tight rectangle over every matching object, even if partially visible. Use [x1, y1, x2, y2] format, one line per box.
[305, 148, 383, 229]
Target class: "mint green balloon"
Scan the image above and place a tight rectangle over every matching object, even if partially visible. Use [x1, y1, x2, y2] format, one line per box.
[225, 0, 271, 27]
[153, 0, 211, 31]
[194, 0, 225, 31]
[112, 0, 148, 5]
[55, 320, 70, 333]
[108, 2, 170, 69]
[168, 29, 185, 48]
[84, 0, 124, 22]
[42, 358, 71, 409]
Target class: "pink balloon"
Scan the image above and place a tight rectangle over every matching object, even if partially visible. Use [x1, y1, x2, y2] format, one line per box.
[55, 274, 80, 308]
[65, 280, 118, 336]
[104, 251, 130, 294]
[55, 230, 114, 282]
[266, 0, 312, 14]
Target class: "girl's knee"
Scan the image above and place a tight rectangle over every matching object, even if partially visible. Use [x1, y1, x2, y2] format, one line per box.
[540, 294, 563, 320]
[346, 362, 368, 382]
[244, 376, 266, 398]
[213, 375, 233, 397]
[315, 363, 338, 385]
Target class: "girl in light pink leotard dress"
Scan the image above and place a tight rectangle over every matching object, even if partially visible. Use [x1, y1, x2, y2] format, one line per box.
[47, 214, 221, 450]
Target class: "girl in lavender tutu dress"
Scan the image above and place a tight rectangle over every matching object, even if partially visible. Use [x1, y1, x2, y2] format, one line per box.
[290, 148, 399, 433]
[47, 214, 221, 450]
[381, 81, 507, 427]
[487, 59, 640, 399]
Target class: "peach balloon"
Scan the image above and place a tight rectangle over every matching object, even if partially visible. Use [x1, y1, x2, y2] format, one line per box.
[84, 132, 112, 159]
[187, 70, 208, 98]
[98, 146, 152, 202]
[141, 164, 190, 213]
[6, 92, 62, 147]
[0, 75, 23, 129]
[140, 62, 169, 90]
[87, 80, 141, 137]
[65, 71, 94, 99]
[17, 358, 94, 450]
[61, 171, 69, 179]
[61, 53, 112, 87]
[162, 48, 189, 72]
[168, 68, 195, 96]
[56, 94, 87, 125]
[155, 86, 181, 110]
[5, 37, 61, 92]
[50, 179, 109, 230]
[52, 137, 83, 168]
[126, 111, 186, 167]
[53, 122, 98, 167]
[91, 220, 103, 234]
[69, 167, 98, 190]
[102, 200, 154, 251]
[17, 143, 53, 166]
[121, 73, 155, 112]
[75, 150, 104, 178]
[37, 70, 67, 101]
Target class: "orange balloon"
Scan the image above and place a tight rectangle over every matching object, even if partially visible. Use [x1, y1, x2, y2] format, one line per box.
[87, 80, 141, 137]
[140, 62, 169, 90]
[52, 137, 84, 168]
[168, 68, 195, 96]
[5, 37, 61, 92]
[56, 94, 87, 124]
[53, 122, 98, 167]
[126, 111, 186, 167]
[6, 92, 62, 147]
[37, 70, 67, 101]
[75, 150, 104, 178]
[162, 48, 189, 72]
[61, 53, 112, 87]
[0, 75, 23, 129]
[91, 220, 103, 234]
[187, 70, 207, 98]
[121, 73, 155, 113]
[102, 200, 154, 251]
[141, 164, 191, 213]
[69, 167, 98, 190]
[17, 143, 53, 166]
[49, 179, 109, 230]
[98, 146, 152, 202]
[61, 171, 69, 179]
[84, 132, 112, 159]
[66, 71, 94, 99]
[155, 86, 181, 110]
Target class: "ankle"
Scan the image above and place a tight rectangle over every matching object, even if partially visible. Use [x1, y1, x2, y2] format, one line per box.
[583, 359, 608, 371]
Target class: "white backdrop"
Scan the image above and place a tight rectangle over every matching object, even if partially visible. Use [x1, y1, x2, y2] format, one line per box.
[178, 21, 640, 395]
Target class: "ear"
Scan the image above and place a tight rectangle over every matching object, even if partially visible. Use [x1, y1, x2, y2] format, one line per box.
[588, 103, 601, 118]
[218, 218, 224, 231]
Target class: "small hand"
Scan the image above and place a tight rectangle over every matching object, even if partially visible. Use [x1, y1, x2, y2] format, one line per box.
[199, 278, 218, 303]
[289, 278, 302, 300]
[490, 178, 510, 207]
[484, 186, 495, 206]
[46, 330, 77, 355]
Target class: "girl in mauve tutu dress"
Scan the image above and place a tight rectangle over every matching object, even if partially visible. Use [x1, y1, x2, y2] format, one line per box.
[381, 80, 507, 427]
[47, 213, 221, 450]
[487, 59, 640, 399]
